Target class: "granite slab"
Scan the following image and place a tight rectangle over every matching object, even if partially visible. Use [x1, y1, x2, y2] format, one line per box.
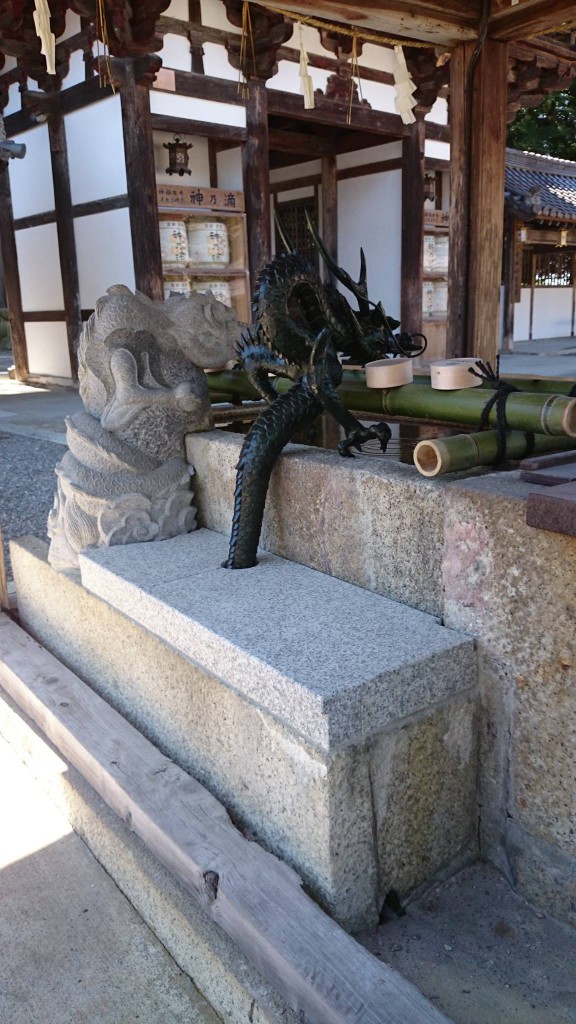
[79, 530, 476, 751]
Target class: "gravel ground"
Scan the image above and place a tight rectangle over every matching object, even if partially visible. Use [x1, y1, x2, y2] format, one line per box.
[0, 430, 62, 579]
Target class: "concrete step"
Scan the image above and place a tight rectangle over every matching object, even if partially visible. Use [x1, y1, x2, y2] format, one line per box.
[0, 735, 220, 1024]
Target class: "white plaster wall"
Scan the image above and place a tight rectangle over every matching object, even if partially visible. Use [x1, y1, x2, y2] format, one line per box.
[161, 33, 193, 72]
[150, 89, 246, 127]
[338, 140, 402, 171]
[165, 0, 189, 16]
[426, 97, 448, 126]
[200, 0, 240, 32]
[425, 140, 450, 161]
[270, 159, 321, 184]
[9, 125, 54, 219]
[202, 42, 242, 81]
[60, 10, 82, 41]
[16, 225, 64, 310]
[276, 186, 315, 203]
[154, 132, 210, 185]
[74, 208, 135, 307]
[513, 289, 531, 341]
[216, 146, 243, 190]
[65, 46, 88, 88]
[25, 322, 71, 378]
[338, 170, 402, 319]
[66, 96, 127, 204]
[3, 80, 20, 118]
[268, 61, 330, 96]
[514, 286, 574, 341]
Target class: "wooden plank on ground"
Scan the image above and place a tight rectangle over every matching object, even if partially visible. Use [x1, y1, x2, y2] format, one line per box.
[0, 613, 450, 1024]
[0, 529, 8, 611]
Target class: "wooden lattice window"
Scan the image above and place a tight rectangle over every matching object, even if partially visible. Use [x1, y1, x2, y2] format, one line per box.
[275, 196, 319, 273]
[522, 248, 574, 287]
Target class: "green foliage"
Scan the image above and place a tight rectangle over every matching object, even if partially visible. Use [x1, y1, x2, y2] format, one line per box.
[507, 82, 576, 161]
[0, 308, 11, 350]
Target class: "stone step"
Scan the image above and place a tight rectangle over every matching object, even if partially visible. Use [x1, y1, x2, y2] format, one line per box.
[78, 528, 476, 753]
[12, 533, 478, 931]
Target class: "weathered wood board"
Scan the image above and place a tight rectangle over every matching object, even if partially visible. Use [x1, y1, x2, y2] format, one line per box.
[0, 614, 451, 1024]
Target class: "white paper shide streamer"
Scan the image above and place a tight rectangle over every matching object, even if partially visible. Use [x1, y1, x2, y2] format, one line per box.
[392, 45, 417, 125]
[33, 0, 56, 76]
[298, 23, 315, 110]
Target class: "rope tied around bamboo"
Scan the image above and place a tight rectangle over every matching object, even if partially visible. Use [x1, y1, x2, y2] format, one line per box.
[468, 357, 535, 465]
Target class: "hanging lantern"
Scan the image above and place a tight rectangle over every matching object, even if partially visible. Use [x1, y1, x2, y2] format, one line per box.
[164, 136, 193, 177]
[424, 172, 437, 204]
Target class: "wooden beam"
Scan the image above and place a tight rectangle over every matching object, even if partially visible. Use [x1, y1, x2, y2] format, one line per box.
[243, 79, 271, 288]
[269, 128, 335, 156]
[0, 613, 450, 1024]
[119, 60, 163, 302]
[14, 195, 129, 231]
[488, 0, 576, 42]
[48, 108, 81, 379]
[151, 112, 246, 144]
[401, 115, 425, 337]
[250, 1, 479, 47]
[0, 163, 27, 381]
[321, 153, 338, 283]
[266, 87, 408, 137]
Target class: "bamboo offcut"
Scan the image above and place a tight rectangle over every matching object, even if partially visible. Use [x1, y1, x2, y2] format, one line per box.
[414, 430, 576, 478]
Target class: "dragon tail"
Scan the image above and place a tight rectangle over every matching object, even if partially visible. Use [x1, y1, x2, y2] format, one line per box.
[223, 380, 321, 569]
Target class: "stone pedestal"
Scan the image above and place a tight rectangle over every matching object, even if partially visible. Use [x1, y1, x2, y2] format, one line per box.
[11, 530, 478, 931]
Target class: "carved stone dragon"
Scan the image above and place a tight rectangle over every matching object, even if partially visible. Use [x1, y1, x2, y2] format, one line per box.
[224, 222, 426, 569]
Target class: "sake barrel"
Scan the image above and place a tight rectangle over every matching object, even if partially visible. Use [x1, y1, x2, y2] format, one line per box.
[422, 280, 435, 316]
[435, 235, 449, 273]
[423, 234, 436, 273]
[187, 220, 230, 267]
[191, 279, 233, 307]
[163, 278, 190, 300]
[433, 280, 448, 314]
[159, 220, 189, 263]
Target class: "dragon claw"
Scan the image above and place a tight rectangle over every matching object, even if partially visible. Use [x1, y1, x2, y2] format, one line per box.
[338, 422, 392, 458]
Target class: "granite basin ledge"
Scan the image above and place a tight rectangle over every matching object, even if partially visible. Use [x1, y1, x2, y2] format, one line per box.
[79, 530, 476, 752]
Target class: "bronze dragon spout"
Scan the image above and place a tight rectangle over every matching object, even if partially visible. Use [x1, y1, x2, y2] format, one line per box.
[223, 220, 426, 569]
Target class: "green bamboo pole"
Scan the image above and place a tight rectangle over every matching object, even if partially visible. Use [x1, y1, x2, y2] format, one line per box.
[414, 430, 576, 478]
[375, 383, 576, 437]
[206, 373, 576, 436]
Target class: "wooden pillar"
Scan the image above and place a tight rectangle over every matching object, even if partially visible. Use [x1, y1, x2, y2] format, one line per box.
[119, 60, 163, 301]
[501, 212, 516, 353]
[447, 39, 508, 362]
[188, 0, 205, 74]
[242, 78, 270, 289]
[49, 108, 81, 378]
[400, 113, 425, 336]
[0, 162, 27, 381]
[321, 153, 338, 281]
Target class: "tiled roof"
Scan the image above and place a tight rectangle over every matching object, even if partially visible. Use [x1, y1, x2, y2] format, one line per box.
[505, 149, 576, 222]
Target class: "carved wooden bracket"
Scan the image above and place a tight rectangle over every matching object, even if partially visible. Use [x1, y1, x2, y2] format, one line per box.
[403, 46, 450, 113]
[223, 0, 292, 81]
[70, 0, 171, 58]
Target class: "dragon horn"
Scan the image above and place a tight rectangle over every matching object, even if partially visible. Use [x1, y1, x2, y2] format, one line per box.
[305, 211, 370, 314]
[274, 211, 296, 254]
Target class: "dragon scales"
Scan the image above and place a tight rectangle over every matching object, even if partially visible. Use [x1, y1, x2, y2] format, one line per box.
[223, 221, 426, 569]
